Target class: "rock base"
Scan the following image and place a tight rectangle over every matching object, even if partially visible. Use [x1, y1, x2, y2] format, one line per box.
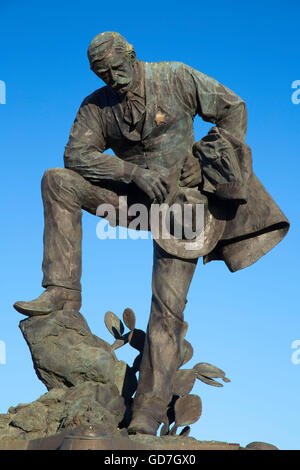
[0, 430, 278, 450]
[1, 308, 278, 451]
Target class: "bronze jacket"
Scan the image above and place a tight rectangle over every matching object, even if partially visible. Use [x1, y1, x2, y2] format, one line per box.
[64, 60, 289, 272]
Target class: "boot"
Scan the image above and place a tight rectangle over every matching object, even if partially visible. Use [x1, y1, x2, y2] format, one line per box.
[127, 397, 166, 436]
[127, 413, 161, 436]
[13, 286, 81, 316]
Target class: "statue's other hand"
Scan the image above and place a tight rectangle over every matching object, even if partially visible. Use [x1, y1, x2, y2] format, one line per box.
[180, 155, 202, 188]
[132, 167, 169, 203]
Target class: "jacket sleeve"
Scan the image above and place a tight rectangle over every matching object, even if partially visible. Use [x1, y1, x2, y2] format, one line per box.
[64, 94, 136, 184]
[175, 64, 253, 203]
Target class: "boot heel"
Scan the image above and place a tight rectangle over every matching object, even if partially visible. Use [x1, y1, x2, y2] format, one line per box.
[63, 301, 81, 311]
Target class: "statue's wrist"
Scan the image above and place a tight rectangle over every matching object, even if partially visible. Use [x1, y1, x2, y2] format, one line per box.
[122, 162, 140, 184]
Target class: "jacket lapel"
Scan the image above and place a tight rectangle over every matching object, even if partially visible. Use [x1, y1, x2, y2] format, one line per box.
[111, 93, 141, 142]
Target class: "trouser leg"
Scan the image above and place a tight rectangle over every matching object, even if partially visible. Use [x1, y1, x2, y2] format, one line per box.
[41, 167, 121, 291]
[131, 241, 198, 429]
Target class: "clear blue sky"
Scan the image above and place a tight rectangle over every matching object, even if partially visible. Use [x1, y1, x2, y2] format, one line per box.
[0, 0, 299, 449]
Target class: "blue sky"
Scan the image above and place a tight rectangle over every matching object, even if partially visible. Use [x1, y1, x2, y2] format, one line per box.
[0, 0, 299, 449]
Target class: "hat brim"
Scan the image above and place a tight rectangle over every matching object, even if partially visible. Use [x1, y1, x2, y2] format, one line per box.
[150, 185, 226, 260]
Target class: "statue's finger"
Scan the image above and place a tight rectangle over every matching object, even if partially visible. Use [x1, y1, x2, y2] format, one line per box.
[157, 181, 168, 200]
[144, 184, 156, 202]
[181, 175, 197, 186]
[152, 185, 164, 204]
[181, 169, 193, 179]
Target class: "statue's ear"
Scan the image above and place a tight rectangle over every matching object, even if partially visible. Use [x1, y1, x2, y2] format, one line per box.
[130, 50, 136, 63]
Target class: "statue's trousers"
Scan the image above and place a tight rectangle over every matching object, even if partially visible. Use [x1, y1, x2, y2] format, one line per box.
[41, 166, 198, 424]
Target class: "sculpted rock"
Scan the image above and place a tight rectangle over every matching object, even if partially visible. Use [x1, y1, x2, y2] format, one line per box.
[0, 389, 66, 440]
[59, 382, 125, 431]
[19, 309, 116, 390]
[0, 383, 125, 441]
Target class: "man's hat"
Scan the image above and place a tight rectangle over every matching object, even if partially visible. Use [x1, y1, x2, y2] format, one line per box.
[150, 165, 226, 259]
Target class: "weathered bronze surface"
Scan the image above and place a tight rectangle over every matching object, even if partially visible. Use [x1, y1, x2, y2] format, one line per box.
[12, 31, 289, 439]
[0, 433, 278, 451]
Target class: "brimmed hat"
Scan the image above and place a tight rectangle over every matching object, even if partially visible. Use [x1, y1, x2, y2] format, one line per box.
[150, 165, 226, 259]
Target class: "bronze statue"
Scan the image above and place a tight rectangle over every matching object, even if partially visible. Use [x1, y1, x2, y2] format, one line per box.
[13, 32, 289, 435]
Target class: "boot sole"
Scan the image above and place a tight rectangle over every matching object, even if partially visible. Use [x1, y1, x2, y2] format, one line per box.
[13, 300, 81, 317]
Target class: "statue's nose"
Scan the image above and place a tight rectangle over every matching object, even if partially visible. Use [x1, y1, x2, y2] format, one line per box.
[107, 69, 118, 86]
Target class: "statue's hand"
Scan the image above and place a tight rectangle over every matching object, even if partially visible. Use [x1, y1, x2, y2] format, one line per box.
[131, 167, 169, 203]
[180, 155, 202, 188]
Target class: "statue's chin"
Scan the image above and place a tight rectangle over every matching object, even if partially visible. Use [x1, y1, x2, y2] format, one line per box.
[112, 81, 132, 95]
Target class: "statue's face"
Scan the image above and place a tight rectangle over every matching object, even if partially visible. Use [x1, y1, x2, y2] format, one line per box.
[91, 50, 135, 94]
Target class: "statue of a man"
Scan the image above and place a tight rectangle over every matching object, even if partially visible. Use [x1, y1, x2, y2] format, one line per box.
[14, 32, 289, 435]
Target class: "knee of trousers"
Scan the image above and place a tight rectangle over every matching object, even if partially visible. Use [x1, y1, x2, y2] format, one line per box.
[41, 167, 75, 195]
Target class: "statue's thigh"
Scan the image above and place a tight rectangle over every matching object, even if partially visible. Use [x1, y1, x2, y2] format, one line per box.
[79, 179, 122, 216]
[83, 180, 150, 229]
[42, 167, 122, 216]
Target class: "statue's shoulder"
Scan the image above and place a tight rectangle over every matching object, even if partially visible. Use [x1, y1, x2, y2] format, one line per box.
[143, 61, 195, 91]
[80, 85, 114, 109]
[143, 60, 188, 76]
